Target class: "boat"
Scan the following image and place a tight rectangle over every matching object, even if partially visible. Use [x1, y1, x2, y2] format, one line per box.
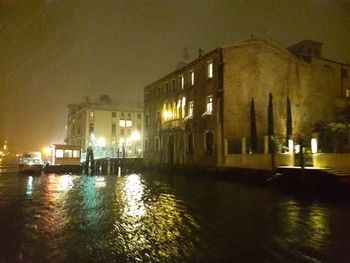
[18, 152, 44, 174]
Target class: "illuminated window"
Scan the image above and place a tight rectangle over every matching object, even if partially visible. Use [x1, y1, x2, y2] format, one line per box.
[55, 149, 64, 158]
[177, 100, 181, 118]
[189, 101, 194, 117]
[73, 150, 80, 158]
[126, 120, 132, 127]
[207, 62, 213, 78]
[206, 96, 213, 113]
[189, 70, 194, 86]
[89, 111, 94, 118]
[64, 150, 73, 158]
[111, 139, 116, 145]
[181, 97, 186, 118]
[112, 112, 116, 118]
[111, 124, 116, 134]
[179, 75, 184, 89]
[119, 119, 126, 127]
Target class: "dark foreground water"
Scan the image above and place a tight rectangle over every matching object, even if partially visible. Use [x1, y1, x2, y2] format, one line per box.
[1, 167, 350, 262]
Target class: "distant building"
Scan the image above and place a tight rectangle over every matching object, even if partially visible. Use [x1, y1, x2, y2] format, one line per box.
[66, 95, 144, 158]
[143, 36, 350, 168]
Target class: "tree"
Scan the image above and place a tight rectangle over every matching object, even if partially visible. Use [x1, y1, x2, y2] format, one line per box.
[286, 96, 292, 145]
[250, 98, 258, 152]
[267, 93, 274, 154]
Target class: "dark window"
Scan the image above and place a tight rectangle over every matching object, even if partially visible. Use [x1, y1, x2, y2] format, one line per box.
[187, 133, 194, 153]
[89, 123, 94, 133]
[205, 131, 214, 155]
[165, 82, 169, 94]
[144, 139, 148, 152]
[128, 113, 131, 118]
[145, 92, 149, 104]
[112, 112, 116, 118]
[155, 137, 159, 153]
[157, 87, 161, 96]
[145, 114, 149, 126]
[112, 124, 116, 134]
[342, 68, 348, 78]
[120, 129, 124, 135]
[171, 79, 176, 91]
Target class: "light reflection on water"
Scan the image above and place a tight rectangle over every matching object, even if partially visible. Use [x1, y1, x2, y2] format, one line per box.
[1, 171, 350, 262]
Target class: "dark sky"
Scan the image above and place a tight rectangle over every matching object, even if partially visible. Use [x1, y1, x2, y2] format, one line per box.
[0, 0, 349, 152]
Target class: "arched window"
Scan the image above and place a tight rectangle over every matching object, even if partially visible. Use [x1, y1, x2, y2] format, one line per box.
[205, 131, 214, 155]
[187, 133, 194, 153]
[181, 97, 186, 118]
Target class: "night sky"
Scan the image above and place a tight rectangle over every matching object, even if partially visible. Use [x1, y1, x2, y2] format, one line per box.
[0, 0, 349, 152]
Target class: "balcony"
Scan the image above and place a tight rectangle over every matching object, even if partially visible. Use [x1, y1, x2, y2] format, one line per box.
[161, 119, 185, 131]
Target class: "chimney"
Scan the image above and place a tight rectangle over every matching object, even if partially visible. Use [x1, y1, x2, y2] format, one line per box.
[198, 48, 204, 58]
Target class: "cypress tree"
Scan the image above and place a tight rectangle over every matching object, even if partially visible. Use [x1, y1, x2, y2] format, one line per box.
[286, 96, 292, 145]
[250, 98, 258, 152]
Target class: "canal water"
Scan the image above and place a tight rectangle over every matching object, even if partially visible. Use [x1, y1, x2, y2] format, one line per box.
[1, 163, 350, 262]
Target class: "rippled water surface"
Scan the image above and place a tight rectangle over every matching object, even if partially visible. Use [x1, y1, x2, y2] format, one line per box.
[1, 167, 350, 262]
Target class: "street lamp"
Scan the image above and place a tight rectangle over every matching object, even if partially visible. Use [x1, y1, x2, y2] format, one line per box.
[131, 131, 141, 156]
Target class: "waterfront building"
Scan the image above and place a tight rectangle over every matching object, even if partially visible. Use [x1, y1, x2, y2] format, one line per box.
[143, 36, 350, 169]
[66, 95, 144, 158]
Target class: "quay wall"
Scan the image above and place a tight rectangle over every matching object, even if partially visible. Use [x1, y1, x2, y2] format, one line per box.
[313, 153, 350, 174]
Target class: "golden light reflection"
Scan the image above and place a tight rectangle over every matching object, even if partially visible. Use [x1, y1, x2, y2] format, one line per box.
[307, 204, 330, 249]
[113, 174, 200, 261]
[58, 175, 74, 192]
[26, 176, 33, 196]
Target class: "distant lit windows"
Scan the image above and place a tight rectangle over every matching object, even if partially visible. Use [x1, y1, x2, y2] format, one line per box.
[189, 70, 194, 86]
[181, 97, 186, 118]
[56, 149, 64, 158]
[189, 101, 194, 117]
[112, 112, 116, 118]
[112, 124, 116, 134]
[126, 120, 132, 127]
[89, 111, 94, 118]
[89, 123, 94, 133]
[206, 96, 213, 113]
[73, 150, 80, 158]
[207, 62, 213, 78]
[64, 150, 73, 158]
[119, 119, 126, 127]
[179, 75, 184, 89]
[111, 139, 116, 145]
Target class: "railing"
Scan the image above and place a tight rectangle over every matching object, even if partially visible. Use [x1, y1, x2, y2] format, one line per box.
[81, 145, 142, 161]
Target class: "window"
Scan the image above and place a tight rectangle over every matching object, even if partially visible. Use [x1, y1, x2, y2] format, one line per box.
[144, 138, 149, 152]
[89, 111, 94, 118]
[89, 123, 94, 133]
[206, 96, 213, 113]
[189, 70, 194, 86]
[145, 92, 149, 104]
[137, 113, 141, 119]
[120, 129, 125, 135]
[207, 62, 213, 78]
[112, 124, 116, 134]
[126, 120, 132, 127]
[342, 68, 348, 78]
[165, 82, 169, 94]
[121, 112, 125, 117]
[157, 87, 161, 96]
[171, 79, 176, 91]
[64, 150, 72, 158]
[145, 114, 149, 126]
[73, 150, 80, 158]
[205, 131, 214, 155]
[112, 112, 116, 118]
[119, 119, 126, 127]
[189, 101, 194, 117]
[181, 97, 186, 118]
[187, 133, 194, 153]
[55, 149, 64, 158]
[128, 113, 131, 118]
[111, 139, 116, 145]
[155, 137, 160, 153]
[179, 75, 184, 89]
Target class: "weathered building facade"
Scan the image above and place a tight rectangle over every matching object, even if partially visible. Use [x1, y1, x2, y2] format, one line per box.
[66, 96, 144, 157]
[143, 37, 350, 168]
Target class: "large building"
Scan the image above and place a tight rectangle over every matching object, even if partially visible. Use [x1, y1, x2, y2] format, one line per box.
[66, 95, 144, 158]
[143, 36, 350, 168]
